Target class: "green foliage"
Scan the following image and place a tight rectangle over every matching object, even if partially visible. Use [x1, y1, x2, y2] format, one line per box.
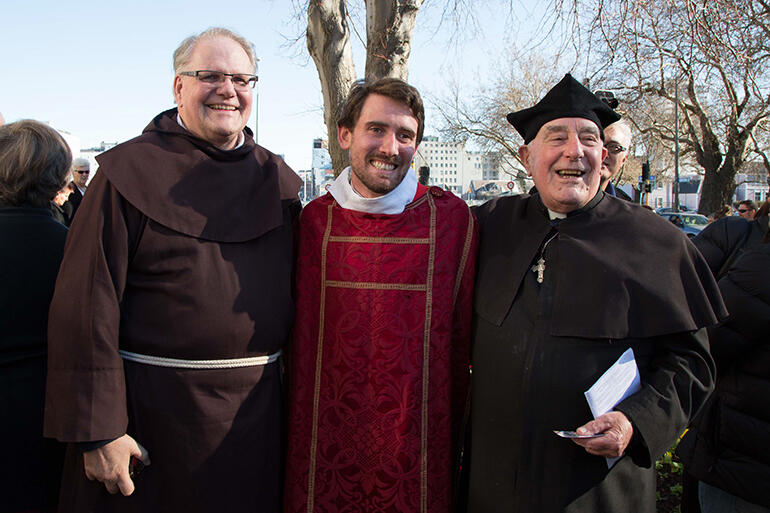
[656, 443, 685, 513]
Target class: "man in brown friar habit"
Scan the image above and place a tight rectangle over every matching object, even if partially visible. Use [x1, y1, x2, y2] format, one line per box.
[44, 27, 301, 512]
[284, 77, 478, 513]
[465, 74, 726, 513]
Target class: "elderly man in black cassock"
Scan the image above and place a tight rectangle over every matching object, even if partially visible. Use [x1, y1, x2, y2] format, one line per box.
[465, 74, 726, 513]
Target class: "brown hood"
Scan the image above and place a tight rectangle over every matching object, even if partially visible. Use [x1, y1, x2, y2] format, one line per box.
[96, 109, 301, 242]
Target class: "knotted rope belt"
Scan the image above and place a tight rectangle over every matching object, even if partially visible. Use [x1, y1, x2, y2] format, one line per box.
[118, 349, 281, 369]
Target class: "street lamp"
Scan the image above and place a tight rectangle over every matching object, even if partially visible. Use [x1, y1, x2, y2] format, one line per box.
[254, 56, 260, 144]
[674, 75, 680, 211]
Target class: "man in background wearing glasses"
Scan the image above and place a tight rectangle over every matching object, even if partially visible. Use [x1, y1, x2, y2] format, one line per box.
[45, 27, 301, 513]
[600, 120, 633, 201]
[737, 199, 757, 220]
[61, 157, 90, 225]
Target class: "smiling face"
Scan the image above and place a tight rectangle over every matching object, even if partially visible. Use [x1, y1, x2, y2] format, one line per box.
[338, 93, 419, 198]
[600, 123, 630, 188]
[519, 117, 607, 213]
[173, 36, 253, 150]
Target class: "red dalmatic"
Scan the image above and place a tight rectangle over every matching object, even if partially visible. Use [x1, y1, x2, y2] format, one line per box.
[285, 187, 478, 513]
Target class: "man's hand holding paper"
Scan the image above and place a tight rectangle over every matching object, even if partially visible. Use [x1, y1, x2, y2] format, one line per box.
[572, 411, 633, 458]
[559, 347, 641, 466]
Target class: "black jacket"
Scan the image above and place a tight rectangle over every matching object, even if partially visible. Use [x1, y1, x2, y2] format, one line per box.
[693, 214, 768, 277]
[0, 206, 68, 511]
[61, 181, 83, 226]
[678, 243, 770, 508]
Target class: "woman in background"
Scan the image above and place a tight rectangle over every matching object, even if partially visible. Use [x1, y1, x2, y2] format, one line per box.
[0, 120, 71, 512]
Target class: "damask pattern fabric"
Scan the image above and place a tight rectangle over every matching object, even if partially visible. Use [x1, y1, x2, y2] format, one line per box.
[285, 187, 478, 513]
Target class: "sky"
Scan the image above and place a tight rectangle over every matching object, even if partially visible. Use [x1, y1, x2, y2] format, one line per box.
[1, 0, 546, 171]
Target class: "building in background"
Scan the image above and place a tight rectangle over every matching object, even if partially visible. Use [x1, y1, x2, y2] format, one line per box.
[310, 138, 333, 198]
[734, 162, 769, 205]
[413, 136, 511, 197]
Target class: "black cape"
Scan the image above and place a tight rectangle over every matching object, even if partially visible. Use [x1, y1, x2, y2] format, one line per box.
[466, 192, 725, 513]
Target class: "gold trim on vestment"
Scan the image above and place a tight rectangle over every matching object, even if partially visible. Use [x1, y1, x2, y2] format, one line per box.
[329, 236, 429, 244]
[420, 193, 437, 513]
[453, 206, 475, 308]
[326, 280, 427, 291]
[306, 202, 335, 513]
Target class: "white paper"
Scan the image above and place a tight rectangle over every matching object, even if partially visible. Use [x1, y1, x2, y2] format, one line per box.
[584, 348, 641, 468]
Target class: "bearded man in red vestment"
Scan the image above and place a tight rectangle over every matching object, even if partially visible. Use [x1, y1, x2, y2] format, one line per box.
[285, 78, 478, 513]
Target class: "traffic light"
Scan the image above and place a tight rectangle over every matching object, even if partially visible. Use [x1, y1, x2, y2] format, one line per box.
[641, 162, 652, 193]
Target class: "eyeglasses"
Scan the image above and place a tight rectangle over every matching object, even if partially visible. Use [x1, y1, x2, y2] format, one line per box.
[179, 70, 258, 90]
[604, 143, 627, 154]
[74, 170, 89, 174]
[738, 208, 752, 213]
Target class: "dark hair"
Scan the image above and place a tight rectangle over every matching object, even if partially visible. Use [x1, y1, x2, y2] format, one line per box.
[0, 120, 72, 207]
[739, 199, 757, 210]
[337, 77, 425, 144]
[710, 204, 732, 221]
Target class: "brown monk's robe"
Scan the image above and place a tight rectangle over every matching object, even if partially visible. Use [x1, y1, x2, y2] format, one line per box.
[44, 109, 302, 513]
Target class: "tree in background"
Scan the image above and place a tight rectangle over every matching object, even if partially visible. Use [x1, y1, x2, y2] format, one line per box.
[432, 51, 562, 188]
[574, 0, 770, 213]
[297, 0, 504, 175]
[301, 0, 425, 174]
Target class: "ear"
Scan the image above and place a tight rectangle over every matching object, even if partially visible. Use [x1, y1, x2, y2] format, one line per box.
[518, 145, 532, 176]
[173, 75, 183, 106]
[338, 124, 352, 151]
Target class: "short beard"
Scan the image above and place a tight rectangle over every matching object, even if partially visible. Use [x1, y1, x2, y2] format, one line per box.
[350, 165, 405, 197]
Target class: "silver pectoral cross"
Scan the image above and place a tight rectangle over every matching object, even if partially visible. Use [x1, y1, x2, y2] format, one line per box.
[531, 257, 546, 283]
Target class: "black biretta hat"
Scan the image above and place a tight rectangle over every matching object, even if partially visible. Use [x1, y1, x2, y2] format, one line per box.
[506, 73, 621, 144]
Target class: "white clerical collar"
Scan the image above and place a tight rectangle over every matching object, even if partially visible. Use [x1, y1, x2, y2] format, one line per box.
[327, 166, 418, 214]
[177, 114, 244, 149]
[547, 209, 567, 220]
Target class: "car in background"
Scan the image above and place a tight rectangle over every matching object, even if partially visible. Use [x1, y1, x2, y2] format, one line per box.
[659, 212, 709, 238]
[655, 206, 691, 214]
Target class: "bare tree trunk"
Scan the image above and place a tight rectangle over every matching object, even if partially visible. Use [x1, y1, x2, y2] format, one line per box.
[699, 166, 737, 215]
[306, 0, 357, 175]
[364, 0, 424, 80]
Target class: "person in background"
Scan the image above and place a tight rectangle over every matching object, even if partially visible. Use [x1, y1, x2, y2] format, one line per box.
[0, 119, 71, 513]
[599, 120, 633, 201]
[44, 27, 301, 513]
[50, 183, 74, 225]
[694, 200, 769, 279]
[61, 157, 89, 224]
[678, 220, 770, 513]
[736, 199, 757, 220]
